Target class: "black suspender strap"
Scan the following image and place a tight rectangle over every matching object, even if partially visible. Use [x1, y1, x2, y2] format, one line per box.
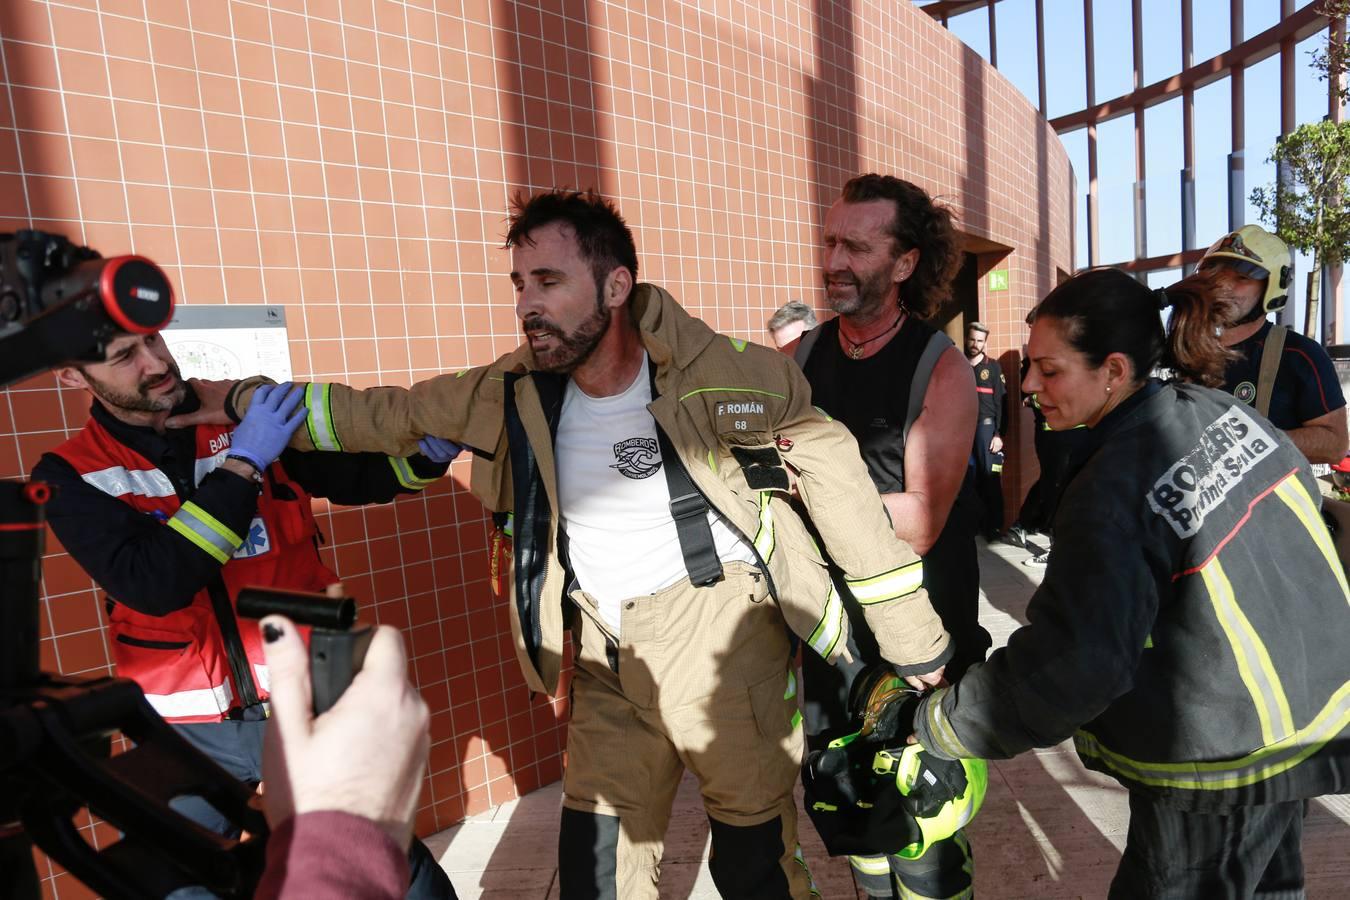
[649, 359, 724, 586]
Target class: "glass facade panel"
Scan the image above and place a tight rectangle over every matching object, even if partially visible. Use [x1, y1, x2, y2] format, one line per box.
[1097, 113, 1137, 265]
[1092, 0, 1135, 102]
[1044, 2, 1088, 116]
[1143, 98, 1183, 260]
[1142, 0, 1183, 84]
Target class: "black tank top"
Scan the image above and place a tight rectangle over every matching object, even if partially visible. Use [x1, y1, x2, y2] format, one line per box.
[801, 315, 939, 494]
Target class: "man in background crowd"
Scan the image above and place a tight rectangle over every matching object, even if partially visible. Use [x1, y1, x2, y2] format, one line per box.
[966, 321, 1007, 539]
[767, 299, 818, 349]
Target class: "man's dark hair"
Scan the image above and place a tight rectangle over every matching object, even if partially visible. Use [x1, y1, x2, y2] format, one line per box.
[504, 189, 639, 291]
[839, 174, 961, 320]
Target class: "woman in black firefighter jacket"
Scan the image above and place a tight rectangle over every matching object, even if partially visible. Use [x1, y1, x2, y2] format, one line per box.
[912, 267, 1349, 899]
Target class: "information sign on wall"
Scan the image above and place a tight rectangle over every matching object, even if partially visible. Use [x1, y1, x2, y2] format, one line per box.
[162, 305, 293, 382]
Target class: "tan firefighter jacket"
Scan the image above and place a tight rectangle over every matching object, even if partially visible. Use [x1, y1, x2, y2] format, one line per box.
[227, 284, 951, 695]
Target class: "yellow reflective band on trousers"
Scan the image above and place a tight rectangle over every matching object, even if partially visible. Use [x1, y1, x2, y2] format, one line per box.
[1074, 681, 1350, 791]
[1199, 557, 1294, 744]
[846, 561, 924, 605]
[387, 455, 438, 490]
[792, 844, 820, 898]
[753, 492, 775, 562]
[304, 383, 343, 452]
[848, 855, 891, 876]
[1274, 476, 1350, 602]
[168, 501, 244, 564]
[807, 581, 843, 659]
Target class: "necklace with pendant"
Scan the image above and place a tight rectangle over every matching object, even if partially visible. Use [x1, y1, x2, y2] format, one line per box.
[842, 312, 904, 359]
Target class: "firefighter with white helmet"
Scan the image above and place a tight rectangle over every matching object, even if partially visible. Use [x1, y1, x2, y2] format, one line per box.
[1199, 224, 1348, 464]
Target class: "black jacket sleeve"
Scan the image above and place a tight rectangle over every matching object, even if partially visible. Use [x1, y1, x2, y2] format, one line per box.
[914, 507, 1160, 759]
[276, 449, 449, 506]
[33, 452, 260, 617]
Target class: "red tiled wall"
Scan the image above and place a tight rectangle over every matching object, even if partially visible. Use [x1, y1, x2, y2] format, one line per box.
[0, 1, 1070, 894]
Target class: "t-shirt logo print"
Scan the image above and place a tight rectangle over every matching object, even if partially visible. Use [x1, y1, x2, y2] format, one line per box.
[611, 437, 661, 479]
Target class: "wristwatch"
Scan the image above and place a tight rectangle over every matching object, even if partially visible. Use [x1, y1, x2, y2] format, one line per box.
[226, 454, 264, 483]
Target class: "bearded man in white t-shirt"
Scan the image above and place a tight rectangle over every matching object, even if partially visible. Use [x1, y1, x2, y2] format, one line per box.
[178, 190, 950, 900]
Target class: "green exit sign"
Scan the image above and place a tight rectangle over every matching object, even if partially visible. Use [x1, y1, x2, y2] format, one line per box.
[988, 270, 1009, 291]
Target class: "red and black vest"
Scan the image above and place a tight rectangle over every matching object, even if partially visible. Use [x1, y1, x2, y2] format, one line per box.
[53, 419, 337, 723]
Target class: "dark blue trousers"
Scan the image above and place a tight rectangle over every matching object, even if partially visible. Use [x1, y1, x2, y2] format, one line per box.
[1109, 792, 1307, 899]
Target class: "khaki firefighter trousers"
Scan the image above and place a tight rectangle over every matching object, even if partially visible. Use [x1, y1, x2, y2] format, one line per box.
[559, 562, 815, 900]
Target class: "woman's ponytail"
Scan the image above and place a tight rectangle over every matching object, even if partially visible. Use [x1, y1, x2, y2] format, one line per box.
[1161, 270, 1236, 387]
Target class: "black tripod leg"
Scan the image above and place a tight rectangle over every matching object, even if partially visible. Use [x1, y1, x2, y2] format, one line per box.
[0, 831, 41, 900]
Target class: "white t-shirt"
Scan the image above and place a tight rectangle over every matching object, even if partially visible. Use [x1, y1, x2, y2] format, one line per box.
[555, 352, 757, 632]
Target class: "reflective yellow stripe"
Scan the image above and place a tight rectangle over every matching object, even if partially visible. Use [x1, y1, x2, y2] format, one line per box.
[846, 561, 924, 605]
[784, 668, 797, 700]
[167, 501, 244, 564]
[677, 386, 786, 403]
[387, 456, 438, 490]
[848, 855, 891, 876]
[1075, 681, 1350, 790]
[1274, 477, 1350, 602]
[791, 845, 818, 897]
[1199, 558, 1294, 743]
[304, 383, 343, 452]
[807, 582, 843, 659]
[753, 492, 775, 562]
[920, 687, 975, 759]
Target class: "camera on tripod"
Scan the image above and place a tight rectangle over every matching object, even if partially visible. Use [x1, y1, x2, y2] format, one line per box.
[0, 230, 369, 899]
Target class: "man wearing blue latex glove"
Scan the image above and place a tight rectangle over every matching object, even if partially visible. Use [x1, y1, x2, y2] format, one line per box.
[34, 328, 459, 900]
[222, 381, 310, 477]
[417, 435, 463, 464]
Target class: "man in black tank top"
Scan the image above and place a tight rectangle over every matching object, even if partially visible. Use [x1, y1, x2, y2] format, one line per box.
[788, 175, 989, 900]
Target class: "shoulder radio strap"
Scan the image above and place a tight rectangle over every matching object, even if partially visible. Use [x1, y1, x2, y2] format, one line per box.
[648, 358, 723, 586]
[1255, 324, 1287, 419]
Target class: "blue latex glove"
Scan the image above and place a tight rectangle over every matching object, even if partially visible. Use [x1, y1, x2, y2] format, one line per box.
[418, 436, 463, 464]
[228, 382, 308, 473]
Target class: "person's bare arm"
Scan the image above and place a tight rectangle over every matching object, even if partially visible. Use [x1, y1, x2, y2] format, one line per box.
[1286, 406, 1349, 465]
[880, 347, 978, 555]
